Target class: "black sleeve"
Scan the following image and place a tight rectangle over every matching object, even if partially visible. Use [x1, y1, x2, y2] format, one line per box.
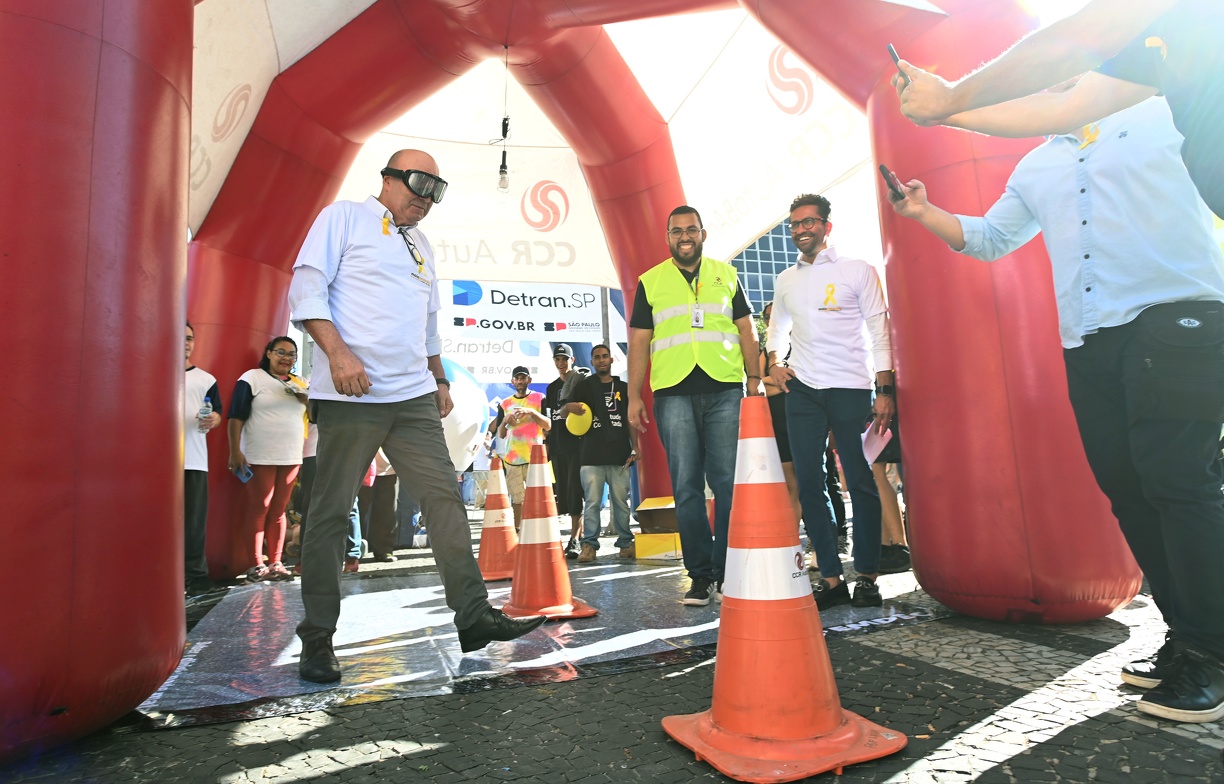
[228, 379, 254, 421]
[1096, 25, 1161, 88]
[571, 376, 593, 407]
[731, 279, 752, 320]
[629, 281, 654, 330]
[205, 382, 222, 414]
[490, 406, 504, 433]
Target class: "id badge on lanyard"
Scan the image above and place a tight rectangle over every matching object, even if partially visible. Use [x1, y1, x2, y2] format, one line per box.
[690, 272, 703, 328]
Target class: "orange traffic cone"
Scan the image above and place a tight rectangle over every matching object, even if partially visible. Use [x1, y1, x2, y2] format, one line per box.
[662, 396, 906, 782]
[499, 443, 597, 620]
[477, 456, 517, 581]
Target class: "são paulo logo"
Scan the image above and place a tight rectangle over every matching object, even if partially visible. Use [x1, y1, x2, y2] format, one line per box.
[211, 83, 253, 143]
[766, 46, 813, 116]
[452, 280, 483, 306]
[521, 180, 570, 232]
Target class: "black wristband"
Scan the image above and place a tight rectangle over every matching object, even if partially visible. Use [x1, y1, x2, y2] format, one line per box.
[875, 384, 895, 396]
[435, 377, 451, 387]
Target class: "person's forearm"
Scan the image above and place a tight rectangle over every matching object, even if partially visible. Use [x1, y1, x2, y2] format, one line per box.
[738, 320, 759, 379]
[875, 370, 895, 388]
[948, 0, 1172, 114]
[909, 203, 967, 251]
[427, 355, 445, 380]
[627, 328, 652, 399]
[945, 73, 1154, 138]
[301, 319, 351, 359]
[227, 419, 245, 456]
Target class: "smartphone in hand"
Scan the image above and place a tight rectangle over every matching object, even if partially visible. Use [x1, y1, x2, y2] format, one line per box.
[234, 464, 254, 483]
[887, 44, 910, 86]
[879, 164, 906, 200]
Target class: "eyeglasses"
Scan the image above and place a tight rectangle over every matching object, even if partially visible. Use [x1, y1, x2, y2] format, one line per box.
[272, 349, 298, 360]
[668, 226, 703, 239]
[380, 167, 448, 203]
[788, 217, 827, 231]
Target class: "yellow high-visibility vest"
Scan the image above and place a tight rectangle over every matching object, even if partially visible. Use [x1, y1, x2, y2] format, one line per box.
[639, 256, 744, 391]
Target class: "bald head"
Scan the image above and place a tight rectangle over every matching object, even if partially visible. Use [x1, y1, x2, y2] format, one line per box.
[379, 149, 441, 227]
[386, 149, 437, 174]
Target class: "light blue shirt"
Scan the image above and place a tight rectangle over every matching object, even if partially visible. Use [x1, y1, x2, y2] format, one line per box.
[957, 98, 1224, 349]
[289, 196, 442, 403]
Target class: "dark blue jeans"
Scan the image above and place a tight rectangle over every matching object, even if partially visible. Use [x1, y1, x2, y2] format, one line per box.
[1065, 321, 1224, 659]
[654, 388, 742, 582]
[785, 381, 882, 577]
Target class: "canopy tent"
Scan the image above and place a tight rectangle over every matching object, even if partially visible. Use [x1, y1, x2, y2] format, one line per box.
[192, 4, 883, 287]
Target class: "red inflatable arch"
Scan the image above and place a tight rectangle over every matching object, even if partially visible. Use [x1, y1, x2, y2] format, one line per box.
[2, 0, 1140, 760]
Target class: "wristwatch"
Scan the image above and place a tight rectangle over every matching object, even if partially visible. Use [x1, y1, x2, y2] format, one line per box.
[875, 384, 895, 396]
[435, 377, 451, 387]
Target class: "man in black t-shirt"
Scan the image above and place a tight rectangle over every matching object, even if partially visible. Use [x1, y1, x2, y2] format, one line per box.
[544, 343, 584, 558]
[561, 344, 638, 563]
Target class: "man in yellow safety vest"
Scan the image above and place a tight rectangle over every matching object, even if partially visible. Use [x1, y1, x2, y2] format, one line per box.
[627, 205, 762, 606]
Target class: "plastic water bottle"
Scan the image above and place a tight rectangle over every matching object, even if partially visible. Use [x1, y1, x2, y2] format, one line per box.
[197, 396, 213, 433]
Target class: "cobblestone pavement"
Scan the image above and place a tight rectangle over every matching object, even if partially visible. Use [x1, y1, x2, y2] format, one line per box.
[8, 511, 1224, 783]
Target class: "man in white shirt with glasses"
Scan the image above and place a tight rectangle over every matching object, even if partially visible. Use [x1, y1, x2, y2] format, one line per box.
[766, 194, 896, 613]
[288, 150, 545, 683]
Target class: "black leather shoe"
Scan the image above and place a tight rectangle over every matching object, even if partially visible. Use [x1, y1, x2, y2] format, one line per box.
[1136, 647, 1224, 723]
[458, 607, 547, 653]
[1123, 633, 1180, 689]
[299, 636, 342, 683]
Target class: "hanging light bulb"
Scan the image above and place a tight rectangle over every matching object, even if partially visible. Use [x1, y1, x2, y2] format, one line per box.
[498, 149, 510, 193]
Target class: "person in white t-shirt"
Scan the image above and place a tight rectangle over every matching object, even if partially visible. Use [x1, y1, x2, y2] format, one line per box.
[227, 336, 307, 582]
[184, 321, 222, 595]
[286, 149, 545, 683]
[766, 193, 896, 613]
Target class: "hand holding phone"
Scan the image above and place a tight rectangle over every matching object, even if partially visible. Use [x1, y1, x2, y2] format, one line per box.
[887, 44, 910, 87]
[234, 464, 254, 483]
[879, 164, 906, 201]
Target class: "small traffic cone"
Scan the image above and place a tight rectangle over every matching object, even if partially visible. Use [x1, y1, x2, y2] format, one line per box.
[499, 443, 597, 620]
[662, 396, 906, 783]
[477, 456, 517, 581]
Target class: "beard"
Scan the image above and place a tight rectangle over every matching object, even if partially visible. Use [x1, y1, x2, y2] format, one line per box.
[670, 239, 703, 266]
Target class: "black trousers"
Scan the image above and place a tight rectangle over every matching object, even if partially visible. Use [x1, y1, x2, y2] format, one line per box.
[1065, 320, 1224, 659]
[183, 470, 209, 582]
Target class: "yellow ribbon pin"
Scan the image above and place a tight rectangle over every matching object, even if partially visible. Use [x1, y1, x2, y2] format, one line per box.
[1078, 123, 1100, 149]
[381, 216, 391, 235]
[1145, 36, 1168, 61]
[823, 284, 838, 307]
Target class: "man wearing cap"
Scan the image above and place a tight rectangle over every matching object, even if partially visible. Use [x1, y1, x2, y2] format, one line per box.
[544, 344, 585, 558]
[627, 205, 761, 606]
[496, 365, 550, 531]
[766, 193, 895, 612]
[287, 149, 545, 684]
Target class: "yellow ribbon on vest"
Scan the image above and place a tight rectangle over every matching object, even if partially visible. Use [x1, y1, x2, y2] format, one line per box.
[823, 284, 838, 307]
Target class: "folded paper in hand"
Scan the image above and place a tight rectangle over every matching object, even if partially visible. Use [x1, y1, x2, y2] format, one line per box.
[861, 421, 894, 465]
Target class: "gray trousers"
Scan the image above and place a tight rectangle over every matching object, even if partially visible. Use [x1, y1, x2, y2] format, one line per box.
[296, 395, 489, 642]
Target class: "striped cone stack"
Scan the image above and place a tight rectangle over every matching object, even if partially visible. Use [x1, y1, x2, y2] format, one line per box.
[476, 455, 517, 581]
[662, 395, 906, 783]
[499, 443, 597, 620]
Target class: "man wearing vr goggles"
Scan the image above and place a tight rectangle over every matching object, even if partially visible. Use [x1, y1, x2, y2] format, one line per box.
[288, 149, 545, 684]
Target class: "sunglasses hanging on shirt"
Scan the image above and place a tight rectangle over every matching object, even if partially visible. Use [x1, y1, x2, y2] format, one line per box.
[380, 167, 448, 203]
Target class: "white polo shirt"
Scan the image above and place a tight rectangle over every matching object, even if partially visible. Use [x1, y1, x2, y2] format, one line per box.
[289, 196, 441, 403]
[765, 245, 891, 390]
[234, 369, 307, 465]
[183, 366, 218, 472]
